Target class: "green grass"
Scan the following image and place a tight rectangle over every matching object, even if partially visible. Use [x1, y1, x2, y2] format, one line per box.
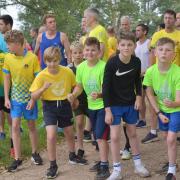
[0, 101, 63, 168]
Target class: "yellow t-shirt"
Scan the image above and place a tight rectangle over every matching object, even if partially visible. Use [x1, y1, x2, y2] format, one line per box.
[89, 25, 109, 62]
[150, 29, 180, 66]
[3, 51, 40, 103]
[30, 66, 76, 100]
[108, 36, 118, 51]
[0, 52, 6, 96]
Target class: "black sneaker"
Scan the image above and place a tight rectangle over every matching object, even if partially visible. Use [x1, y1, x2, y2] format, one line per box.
[31, 152, 43, 165]
[77, 149, 84, 158]
[89, 161, 101, 172]
[95, 165, 110, 180]
[136, 120, 146, 128]
[8, 159, 22, 172]
[83, 131, 92, 142]
[166, 173, 176, 180]
[46, 165, 58, 179]
[69, 152, 88, 165]
[141, 132, 158, 144]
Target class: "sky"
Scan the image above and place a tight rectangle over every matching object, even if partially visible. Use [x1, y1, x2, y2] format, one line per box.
[1, 5, 20, 29]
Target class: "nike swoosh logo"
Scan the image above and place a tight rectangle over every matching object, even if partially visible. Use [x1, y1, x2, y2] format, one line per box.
[115, 69, 134, 76]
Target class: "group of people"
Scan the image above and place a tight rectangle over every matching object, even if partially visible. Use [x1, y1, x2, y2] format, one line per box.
[0, 7, 179, 180]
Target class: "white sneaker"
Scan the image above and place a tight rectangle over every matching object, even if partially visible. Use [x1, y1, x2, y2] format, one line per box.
[134, 164, 150, 177]
[107, 170, 123, 180]
[121, 150, 131, 160]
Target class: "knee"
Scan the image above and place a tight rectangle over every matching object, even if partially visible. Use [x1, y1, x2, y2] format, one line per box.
[111, 134, 119, 143]
[167, 136, 176, 147]
[127, 131, 137, 139]
[12, 123, 20, 132]
[76, 122, 84, 131]
[28, 123, 36, 132]
[47, 134, 56, 143]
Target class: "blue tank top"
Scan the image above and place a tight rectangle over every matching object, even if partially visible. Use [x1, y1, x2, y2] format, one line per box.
[40, 32, 67, 69]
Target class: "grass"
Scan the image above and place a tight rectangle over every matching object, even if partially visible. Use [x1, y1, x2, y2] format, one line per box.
[0, 101, 63, 168]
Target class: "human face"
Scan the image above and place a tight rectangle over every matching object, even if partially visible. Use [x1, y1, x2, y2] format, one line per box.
[176, 12, 180, 28]
[135, 26, 145, 39]
[155, 43, 175, 64]
[71, 48, 83, 64]
[29, 29, 36, 38]
[46, 17, 57, 32]
[84, 11, 94, 28]
[120, 20, 130, 32]
[118, 39, 135, 58]
[83, 45, 100, 62]
[7, 42, 22, 54]
[46, 59, 59, 73]
[81, 17, 87, 33]
[0, 20, 8, 34]
[164, 13, 176, 29]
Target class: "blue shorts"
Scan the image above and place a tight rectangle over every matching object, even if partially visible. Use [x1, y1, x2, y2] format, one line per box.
[11, 100, 38, 120]
[158, 111, 180, 133]
[111, 105, 138, 125]
[88, 108, 110, 140]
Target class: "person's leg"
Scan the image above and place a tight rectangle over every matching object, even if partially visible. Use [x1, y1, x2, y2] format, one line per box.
[0, 111, 6, 139]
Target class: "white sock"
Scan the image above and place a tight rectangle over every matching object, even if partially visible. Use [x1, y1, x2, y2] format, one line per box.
[168, 164, 176, 175]
[113, 162, 121, 172]
[150, 129, 157, 135]
[133, 154, 142, 167]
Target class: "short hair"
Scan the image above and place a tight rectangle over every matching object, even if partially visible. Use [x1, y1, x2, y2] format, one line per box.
[120, 16, 131, 23]
[164, 9, 176, 19]
[30, 27, 38, 34]
[70, 41, 83, 51]
[118, 32, 136, 43]
[44, 46, 61, 62]
[156, 37, 175, 49]
[136, 23, 149, 35]
[4, 30, 24, 45]
[84, 8, 100, 21]
[107, 26, 115, 34]
[42, 13, 56, 24]
[158, 23, 165, 29]
[84, 37, 100, 50]
[0, 14, 13, 27]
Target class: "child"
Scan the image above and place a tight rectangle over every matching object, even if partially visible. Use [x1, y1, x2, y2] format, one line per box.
[143, 37, 180, 180]
[103, 32, 150, 179]
[3, 30, 42, 172]
[68, 37, 110, 180]
[30, 46, 87, 179]
[68, 41, 89, 158]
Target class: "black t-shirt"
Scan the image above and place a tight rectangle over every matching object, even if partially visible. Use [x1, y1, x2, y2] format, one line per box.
[103, 54, 142, 107]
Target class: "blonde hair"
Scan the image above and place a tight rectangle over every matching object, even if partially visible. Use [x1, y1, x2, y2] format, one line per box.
[44, 46, 61, 62]
[42, 13, 56, 25]
[70, 41, 83, 51]
[4, 30, 24, 45]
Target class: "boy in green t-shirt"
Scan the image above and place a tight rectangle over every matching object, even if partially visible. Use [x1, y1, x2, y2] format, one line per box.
[68, 37, 110, 179]
[143, 37, 180, 180]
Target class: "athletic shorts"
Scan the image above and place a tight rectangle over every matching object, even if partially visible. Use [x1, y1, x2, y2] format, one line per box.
[88, 108, 109, 140]
[111, 105, 138, 125]
[43, 99, 73, 128]
[0, 97, 10, 113]
[158, 111, 180, 133]
[11, 100, 38, 120]
[74, 104, 89, 117]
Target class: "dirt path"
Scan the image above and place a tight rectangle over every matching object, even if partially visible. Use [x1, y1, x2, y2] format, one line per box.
[1, 127, 180, 180]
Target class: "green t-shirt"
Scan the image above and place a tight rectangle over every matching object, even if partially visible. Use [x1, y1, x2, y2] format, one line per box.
[143, 64, 180, 113]
[76, 60, 105, 110]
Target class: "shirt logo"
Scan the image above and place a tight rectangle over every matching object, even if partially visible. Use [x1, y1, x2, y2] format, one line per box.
[115, 69, 134, 76]
[24, 64, 29, 68]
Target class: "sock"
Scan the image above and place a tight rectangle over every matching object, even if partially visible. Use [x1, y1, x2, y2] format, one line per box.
[100, 161, 109, 167]
[150, 129, 157, 135]
[10, 138, 14, 148]
[50, 160, 57, 167]
[133, 154, 142, 167]
[168, 163, 176, 175]
[113, 162, 121, 172]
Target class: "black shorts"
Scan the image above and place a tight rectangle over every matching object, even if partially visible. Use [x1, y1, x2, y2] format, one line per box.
[74, 103, 89, 117]
[43, 99, 73, 128]
[0, 97, 10, 113]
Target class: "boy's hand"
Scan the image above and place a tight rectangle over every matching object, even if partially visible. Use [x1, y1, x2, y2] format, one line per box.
[5, 98, 11, 109]
[26, 99, 35, 110]
[158, 113, 169, 123]
[105, 108, 113, 125]
[134, 96, 142, 110]
[163, 99, 174, 108]
[43, 82, 52, 91]
[67, 93, 75, 103]
[91, 92, 99, 100]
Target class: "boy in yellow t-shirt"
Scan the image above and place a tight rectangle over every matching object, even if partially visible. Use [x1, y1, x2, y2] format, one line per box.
[30, 46, 87, 179]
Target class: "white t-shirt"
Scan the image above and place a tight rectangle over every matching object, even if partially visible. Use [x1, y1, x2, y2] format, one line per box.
[135, 39, 150, 74]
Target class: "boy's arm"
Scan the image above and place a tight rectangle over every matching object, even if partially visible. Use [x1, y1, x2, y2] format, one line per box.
[34, 33, 42, 55]
[4, 74, 11, 109]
